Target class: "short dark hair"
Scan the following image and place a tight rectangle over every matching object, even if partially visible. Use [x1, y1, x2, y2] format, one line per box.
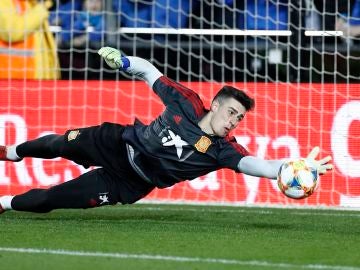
[212, 86, 255, 111]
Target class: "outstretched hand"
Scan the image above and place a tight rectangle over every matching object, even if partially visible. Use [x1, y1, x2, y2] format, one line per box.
[306, 146, 333, 175]
[98, 47, 123, 69]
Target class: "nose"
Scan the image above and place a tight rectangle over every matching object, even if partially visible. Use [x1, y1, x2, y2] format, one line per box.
[229, 118, 237, 128]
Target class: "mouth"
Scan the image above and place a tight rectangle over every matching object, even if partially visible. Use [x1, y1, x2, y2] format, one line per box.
[224, 127, 231, 134]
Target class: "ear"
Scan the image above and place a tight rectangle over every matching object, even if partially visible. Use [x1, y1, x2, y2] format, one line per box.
[211, 100, 220, 112]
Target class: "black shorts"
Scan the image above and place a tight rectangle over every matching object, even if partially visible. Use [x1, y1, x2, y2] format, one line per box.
[61, 122, 155, 204]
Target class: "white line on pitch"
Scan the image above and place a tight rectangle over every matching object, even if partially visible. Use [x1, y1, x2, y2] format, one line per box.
[0, 247, 359, 270]
[117, 205, 360, 218]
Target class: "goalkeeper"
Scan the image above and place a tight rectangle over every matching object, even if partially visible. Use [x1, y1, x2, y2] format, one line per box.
[0, 47, 333, 214]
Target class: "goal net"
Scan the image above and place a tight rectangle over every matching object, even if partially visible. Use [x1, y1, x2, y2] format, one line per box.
[0, 0, 359, 208]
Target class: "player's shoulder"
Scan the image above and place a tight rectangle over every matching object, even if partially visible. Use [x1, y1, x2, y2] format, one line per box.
[155, 76, 193, 92]
[218, 136, 249, 156]
[224, 135, 237, 143]
[155, 76, 206, 115]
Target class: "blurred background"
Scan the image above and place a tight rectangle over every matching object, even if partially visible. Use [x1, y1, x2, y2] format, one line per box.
[0, 0, 356, 82]
[44, 0, 360, 83]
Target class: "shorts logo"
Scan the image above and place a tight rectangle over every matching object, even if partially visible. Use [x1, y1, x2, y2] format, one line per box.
[68, 130, 80, 141]
[99, 193, 109, 205]
[194, 136, 211, 153]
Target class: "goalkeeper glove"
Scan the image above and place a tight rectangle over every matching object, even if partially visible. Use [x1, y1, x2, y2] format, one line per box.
[306, 146, 333, 175]
[98, 47, 123, 69]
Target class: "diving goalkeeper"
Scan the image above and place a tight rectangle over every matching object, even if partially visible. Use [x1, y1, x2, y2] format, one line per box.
[0, 47, 333, 214]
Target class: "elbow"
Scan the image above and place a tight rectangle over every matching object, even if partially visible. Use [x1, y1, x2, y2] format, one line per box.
[144, 70, 163, 88]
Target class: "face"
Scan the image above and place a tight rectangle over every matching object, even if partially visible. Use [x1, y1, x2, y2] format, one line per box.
[209, 97, 246, 137]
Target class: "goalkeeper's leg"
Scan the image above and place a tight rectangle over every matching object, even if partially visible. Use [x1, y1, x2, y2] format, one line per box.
[0, 169, 119, 213]
[16, 134, 65, 159]
[1, 132, 98, 168]
[0, 134, 66, 162]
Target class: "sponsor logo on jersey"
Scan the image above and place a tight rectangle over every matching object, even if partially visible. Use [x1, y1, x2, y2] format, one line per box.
[67, 130, 80, 141]
[194, 136, 212, 153]
[162, 129, 189, 159]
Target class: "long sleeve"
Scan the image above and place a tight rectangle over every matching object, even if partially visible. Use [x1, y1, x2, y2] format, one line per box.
[122, 56, 163, 87]
[238, 156, 284, 180]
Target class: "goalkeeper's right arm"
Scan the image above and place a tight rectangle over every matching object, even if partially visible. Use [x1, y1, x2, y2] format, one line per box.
[98, 47, 163, 88]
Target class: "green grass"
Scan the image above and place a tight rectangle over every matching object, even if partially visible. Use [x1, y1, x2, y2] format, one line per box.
[0, 204, 359, 270]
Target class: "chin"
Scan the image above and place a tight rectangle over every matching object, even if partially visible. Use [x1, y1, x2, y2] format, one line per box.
[216, 131, 227, 137]
[212, 127, 228, 137]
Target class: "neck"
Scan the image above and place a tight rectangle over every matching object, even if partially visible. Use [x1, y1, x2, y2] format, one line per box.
[198, 112, 214, 135]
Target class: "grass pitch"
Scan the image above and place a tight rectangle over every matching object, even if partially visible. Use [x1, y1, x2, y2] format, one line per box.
[0, 204, 359, 270]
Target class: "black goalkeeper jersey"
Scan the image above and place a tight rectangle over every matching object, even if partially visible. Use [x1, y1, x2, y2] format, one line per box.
[122, 76, 249, 188]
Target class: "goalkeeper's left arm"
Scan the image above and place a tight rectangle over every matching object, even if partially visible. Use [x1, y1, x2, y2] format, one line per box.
[238, 146, 333, 180]
[98, 47, 163, 87]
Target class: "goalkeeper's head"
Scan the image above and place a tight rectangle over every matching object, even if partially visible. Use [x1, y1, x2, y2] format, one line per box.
[212, 86, 255, 112]
[206, 86, 255, 137]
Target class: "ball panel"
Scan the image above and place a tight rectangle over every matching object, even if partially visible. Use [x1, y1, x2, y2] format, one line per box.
[284, 188, 306, 199]
[297, 169, 314, 188]
[291, 159, 307, 171]
[279, 165, 295, 185]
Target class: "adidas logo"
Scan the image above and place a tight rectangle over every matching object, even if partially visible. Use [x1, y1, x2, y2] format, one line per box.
[173, 115, 182, 124]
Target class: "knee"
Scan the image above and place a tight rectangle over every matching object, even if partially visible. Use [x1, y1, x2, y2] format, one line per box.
[47, 135, 65, 155]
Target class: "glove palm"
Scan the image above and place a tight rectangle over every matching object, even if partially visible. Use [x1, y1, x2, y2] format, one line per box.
[98, 47, 123, 69]
[306, 146, 333, 175]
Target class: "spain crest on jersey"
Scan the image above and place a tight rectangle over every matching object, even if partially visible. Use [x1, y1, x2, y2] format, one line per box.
[194, 136, 212, 153]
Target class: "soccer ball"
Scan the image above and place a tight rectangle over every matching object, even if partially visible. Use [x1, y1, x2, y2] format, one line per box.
[277, 159, 319, 199]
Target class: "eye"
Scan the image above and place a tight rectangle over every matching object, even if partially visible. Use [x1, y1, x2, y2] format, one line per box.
[238, 114, 244, 121]
[228, 110, 235, 116]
